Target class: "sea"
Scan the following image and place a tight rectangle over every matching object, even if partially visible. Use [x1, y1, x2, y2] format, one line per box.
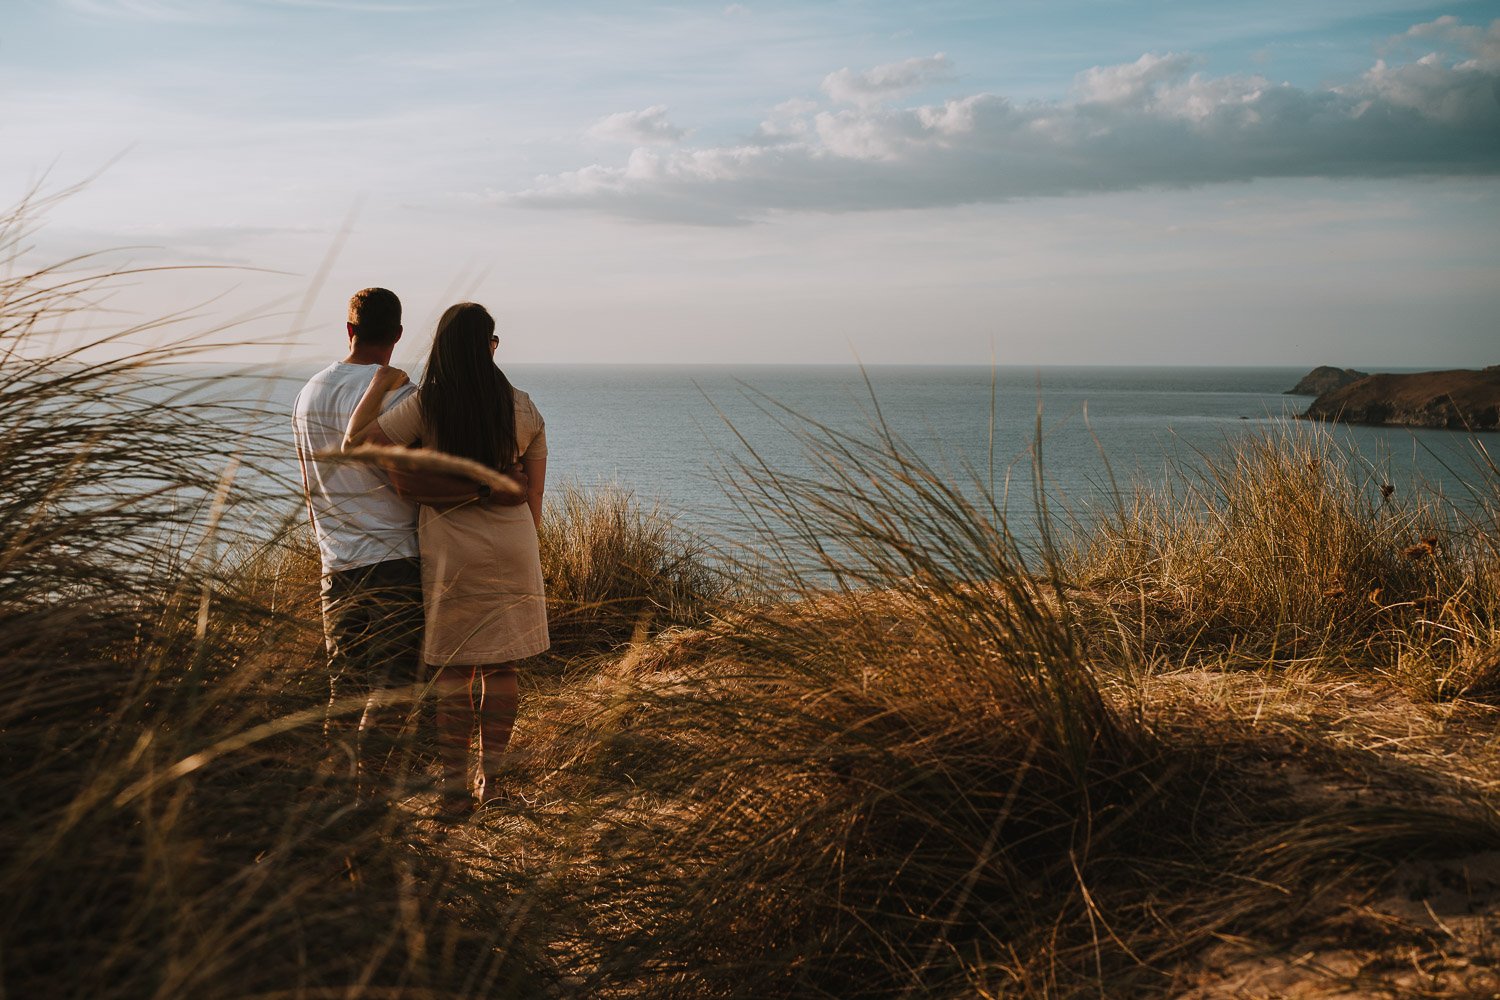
[233, 363, 1493, 554]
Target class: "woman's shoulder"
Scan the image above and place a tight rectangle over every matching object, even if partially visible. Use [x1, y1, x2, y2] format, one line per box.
[511, 386, 539, 412]
[384, 384, 424, 416]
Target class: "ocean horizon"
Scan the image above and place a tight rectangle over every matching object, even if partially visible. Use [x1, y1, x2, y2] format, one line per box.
[193, 362, 1493, 552]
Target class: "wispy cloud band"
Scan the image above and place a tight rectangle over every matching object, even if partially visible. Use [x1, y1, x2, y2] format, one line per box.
[503, 18, 1500, 225]
[61, 0, 440, 19]
[822, 53, 953, 107]
[587, 105, 688, 145]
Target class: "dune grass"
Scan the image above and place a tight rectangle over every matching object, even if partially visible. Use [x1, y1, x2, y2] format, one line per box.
[3, 194, 1498, 997]
[537, 482, 726, 666]
[1068, 424, 1500, 699]
[0, 199, 549, 997]
[466, 411, 1500, 997]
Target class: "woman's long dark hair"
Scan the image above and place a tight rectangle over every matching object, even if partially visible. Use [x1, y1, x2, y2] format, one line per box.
[419, 302, 517, 469]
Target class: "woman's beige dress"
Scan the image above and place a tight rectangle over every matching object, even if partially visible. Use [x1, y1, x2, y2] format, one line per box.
[377, 388, 549, 667]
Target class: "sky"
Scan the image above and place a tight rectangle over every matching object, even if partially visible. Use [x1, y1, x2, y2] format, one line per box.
[1, 0, 1497, 367]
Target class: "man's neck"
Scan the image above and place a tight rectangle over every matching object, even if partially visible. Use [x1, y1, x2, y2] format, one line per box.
[343, 343, 394, 366]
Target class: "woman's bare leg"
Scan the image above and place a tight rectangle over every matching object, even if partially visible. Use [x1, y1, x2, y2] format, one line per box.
[431, 665, 476, 798]
[477, 663, 519, 795]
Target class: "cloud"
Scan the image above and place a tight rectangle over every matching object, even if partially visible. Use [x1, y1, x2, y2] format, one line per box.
[752, 98, 820, 143]
[60, 0, 438, 17]
[502, 21, 1500, 225]
[822, 54, 953, 107]
[1072, 52, 1196, 104]
[60, 0, 232, 19]
[1401, 15, 1500, 68]
[586, 105, 687, 145]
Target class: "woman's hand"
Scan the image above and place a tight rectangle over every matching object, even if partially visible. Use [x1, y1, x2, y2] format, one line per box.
[375, 366, 409, 390]
[343, 366, 408, 450]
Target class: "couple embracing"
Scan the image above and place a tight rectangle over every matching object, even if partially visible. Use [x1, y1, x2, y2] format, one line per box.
[292, 287, 548, 819]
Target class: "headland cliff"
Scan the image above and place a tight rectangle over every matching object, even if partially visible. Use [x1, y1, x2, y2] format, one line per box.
[1301, 367, 1500, 431]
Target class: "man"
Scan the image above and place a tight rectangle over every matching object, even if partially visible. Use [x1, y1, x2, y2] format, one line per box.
[292, 287, 423, 774]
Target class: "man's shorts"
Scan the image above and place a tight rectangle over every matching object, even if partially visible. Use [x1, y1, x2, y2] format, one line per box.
[320, 556, 424, 696]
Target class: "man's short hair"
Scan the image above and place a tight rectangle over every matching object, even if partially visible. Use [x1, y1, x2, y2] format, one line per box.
[348, 288, 401, 345]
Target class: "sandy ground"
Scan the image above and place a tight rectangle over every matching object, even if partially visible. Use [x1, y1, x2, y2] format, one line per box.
[1152, 671, 1500, 999]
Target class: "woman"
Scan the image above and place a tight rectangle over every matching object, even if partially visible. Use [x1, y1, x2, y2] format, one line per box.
[344, 302, 548, 815]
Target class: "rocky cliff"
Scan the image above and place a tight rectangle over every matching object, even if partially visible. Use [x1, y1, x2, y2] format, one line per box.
[1303, 368, 1500, 431]
[1285, 366, 1369, 396]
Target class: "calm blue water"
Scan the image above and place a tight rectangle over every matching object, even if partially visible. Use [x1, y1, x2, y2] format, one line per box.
[241, 363, 1493, 547]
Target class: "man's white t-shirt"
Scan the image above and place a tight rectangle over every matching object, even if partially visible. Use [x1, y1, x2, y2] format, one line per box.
[293, 362, 420, 574]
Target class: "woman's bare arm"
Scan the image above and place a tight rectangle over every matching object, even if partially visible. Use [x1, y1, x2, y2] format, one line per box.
[342, 366, 408, 450]
[523, 456, 546, 529]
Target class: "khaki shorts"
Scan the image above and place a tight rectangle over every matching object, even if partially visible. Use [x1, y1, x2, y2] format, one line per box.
[320, 556, 423, 696]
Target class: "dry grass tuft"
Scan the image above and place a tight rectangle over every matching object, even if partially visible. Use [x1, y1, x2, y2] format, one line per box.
[324, 441, 528, 498]
[537, 483, 726, 665]
[1069, 423, 1500, 698]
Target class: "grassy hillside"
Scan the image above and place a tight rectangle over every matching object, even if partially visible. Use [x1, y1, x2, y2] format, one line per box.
[3, 203, 1497, 998]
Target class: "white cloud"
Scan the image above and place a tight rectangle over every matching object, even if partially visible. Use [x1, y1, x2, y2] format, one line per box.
[503, 22, 1500, 225]
[60, 0, 440, 17]
[586, 105, 687, 145]
[1403, 15, 1500, 68]
[1073, 52, 1196, 104]
[60, 0, 231, 19]
[822, 54, 953, 107]
[751, 98, 819, 144]
[723, 4, 748, 17]
[1354, 51, 1500, 124]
